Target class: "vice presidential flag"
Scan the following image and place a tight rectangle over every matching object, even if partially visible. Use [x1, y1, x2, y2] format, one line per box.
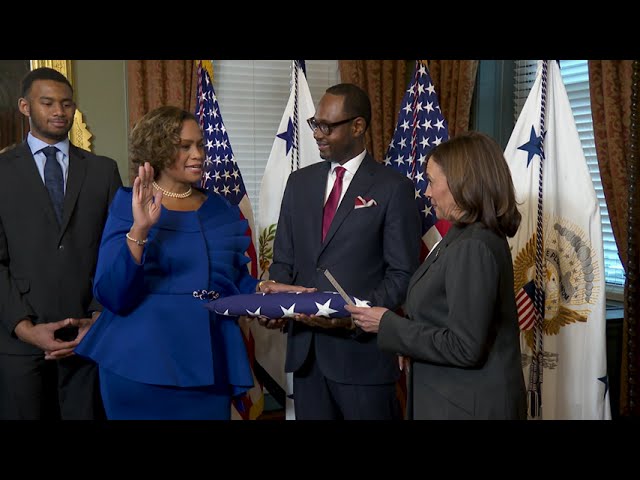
[255, 60, 322, 418]
[384, 60, 451, 260]
[258, 60, 321, 277]
[196, 60, 263, 420]
[505, 60, 611, 420]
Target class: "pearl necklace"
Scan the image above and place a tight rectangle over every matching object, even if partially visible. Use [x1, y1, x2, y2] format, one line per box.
[152, 181, 192, 199]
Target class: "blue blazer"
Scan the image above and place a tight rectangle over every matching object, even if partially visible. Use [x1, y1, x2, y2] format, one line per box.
[76, 188, 258, 393]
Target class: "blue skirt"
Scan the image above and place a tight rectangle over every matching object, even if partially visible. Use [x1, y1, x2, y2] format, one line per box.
[99, 367, 232, 420]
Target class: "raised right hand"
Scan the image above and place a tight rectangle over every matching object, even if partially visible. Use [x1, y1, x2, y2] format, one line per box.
[132, 162, 162, 231]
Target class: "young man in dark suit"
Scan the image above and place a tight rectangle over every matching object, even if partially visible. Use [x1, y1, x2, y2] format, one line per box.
[0, 67, 122, 419]
[267, 83, 421, 420]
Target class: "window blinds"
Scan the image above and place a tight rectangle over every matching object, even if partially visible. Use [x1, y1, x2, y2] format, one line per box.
[211, 60, 340, 222]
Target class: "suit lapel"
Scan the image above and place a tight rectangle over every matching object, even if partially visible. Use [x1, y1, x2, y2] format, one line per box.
[58, 145, 87, 241]
[13, 143, 60, 228]
[319, 155, 376, 255]
[407, 224, 465, 292]
[407, 243, 441, 292]
[309, 161, 330, 250]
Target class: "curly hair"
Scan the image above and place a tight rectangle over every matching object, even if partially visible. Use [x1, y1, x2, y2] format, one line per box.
[129, 106, 198, 179]
[428, 131, 521, 238]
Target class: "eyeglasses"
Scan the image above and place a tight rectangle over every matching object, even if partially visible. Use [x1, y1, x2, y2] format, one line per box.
[307, 116, 358, 136]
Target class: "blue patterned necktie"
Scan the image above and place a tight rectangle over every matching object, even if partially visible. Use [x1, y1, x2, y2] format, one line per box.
[42, 146, 64, 224]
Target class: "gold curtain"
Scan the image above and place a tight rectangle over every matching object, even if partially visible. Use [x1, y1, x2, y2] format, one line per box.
[427, 60, 479, 138]
[126, 60, 198, 181]
[589, 61, 633, 267]
[338, 60, 408, 162]
[589, 60, 639, 416]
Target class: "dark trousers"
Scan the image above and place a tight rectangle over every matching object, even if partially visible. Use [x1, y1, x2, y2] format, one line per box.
[0, 353, 105, 420]
[292, 344, 401, 420]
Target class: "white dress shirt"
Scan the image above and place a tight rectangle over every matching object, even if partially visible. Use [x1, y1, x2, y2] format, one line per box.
[324, 150, 367, 206]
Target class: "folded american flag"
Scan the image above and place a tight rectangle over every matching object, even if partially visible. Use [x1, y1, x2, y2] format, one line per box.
[205, 292, 371, 319]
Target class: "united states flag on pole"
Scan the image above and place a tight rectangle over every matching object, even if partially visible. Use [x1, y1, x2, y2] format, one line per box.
[256, 60, 321, 419]
[505, 60, 611, 419]
[195, 60, 263, 420]
[384, 60, 452, 415]
[384, 60, 451, 260]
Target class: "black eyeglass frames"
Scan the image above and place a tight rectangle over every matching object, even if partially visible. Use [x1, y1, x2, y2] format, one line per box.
[307, 116, 358, 135]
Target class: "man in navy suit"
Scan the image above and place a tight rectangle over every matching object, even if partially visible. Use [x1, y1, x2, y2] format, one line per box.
[0, 67, 122, 419]
[268, 83, 421, 420]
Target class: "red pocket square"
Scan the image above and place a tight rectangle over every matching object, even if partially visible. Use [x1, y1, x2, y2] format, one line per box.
[354, 196, 377, 209]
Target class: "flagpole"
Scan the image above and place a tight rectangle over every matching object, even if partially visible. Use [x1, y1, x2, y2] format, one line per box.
[409, 61, 421, 180]
[527, 60, 550, 419]
[292, 61, 300, 172]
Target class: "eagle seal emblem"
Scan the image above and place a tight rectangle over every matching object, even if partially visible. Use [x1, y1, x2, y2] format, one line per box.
[513, 215, 601, 361]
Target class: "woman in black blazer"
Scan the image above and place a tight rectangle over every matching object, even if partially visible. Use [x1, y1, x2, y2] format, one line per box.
[347, 131, 527, 420]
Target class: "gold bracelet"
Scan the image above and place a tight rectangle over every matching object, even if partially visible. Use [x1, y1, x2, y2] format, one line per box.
[257, 279, 276, 292]
[126, 231, 148, 246]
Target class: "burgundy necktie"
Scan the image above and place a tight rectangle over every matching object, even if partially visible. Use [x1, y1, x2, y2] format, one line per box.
[322, 166, 346, 241]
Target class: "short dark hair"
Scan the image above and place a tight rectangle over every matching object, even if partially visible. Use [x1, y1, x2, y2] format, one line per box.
[21, 67, 73, 98]
[428, 131, 522, 237]
[325, 83, 371, 131]
[129, 106, 198, 178]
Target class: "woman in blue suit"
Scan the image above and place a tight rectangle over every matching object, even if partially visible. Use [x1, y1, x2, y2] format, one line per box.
[76, 106, 308, 419]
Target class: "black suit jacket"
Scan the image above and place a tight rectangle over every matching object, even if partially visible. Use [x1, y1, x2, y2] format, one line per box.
[378, 223, 527, 419]
[0, 142, 122, 355]
[270, 154, 421, 385]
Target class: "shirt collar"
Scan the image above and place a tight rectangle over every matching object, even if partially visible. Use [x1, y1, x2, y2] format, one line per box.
[331, 149, 366, 176]
[27, 132, 70, 158]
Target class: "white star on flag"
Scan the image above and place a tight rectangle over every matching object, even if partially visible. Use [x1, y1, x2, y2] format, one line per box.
[280, 304, 298, 318]
[314, 299, 338, 317]
[353, 297, 372, 308]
